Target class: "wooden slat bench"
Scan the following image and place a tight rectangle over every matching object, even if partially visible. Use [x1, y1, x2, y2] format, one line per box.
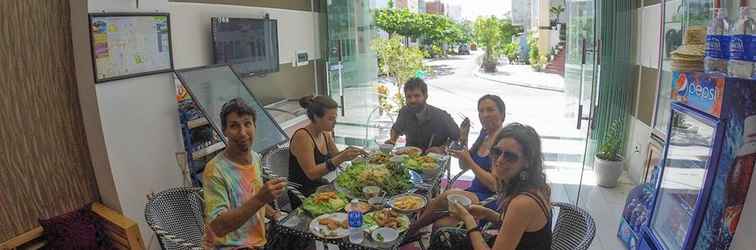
[0, 203, 144, 250]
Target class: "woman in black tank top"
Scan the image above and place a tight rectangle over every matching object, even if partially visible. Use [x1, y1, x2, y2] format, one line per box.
[447, 123, 552, 250]
[288, 96, 366, 207]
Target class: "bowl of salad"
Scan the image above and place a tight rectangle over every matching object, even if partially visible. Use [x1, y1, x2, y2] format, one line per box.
[403, 155, 440, 177]
[335, 162, 420, 199]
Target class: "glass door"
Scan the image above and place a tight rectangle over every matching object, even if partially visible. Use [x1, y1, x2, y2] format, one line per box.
[324, 0, 381, 147]
[559, 0, 600, 205]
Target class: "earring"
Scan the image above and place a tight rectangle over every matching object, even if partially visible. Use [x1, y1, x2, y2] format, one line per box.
[519, 171, 529, 181]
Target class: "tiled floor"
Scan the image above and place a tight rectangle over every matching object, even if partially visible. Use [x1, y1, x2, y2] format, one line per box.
[549, 169, 635, 250]
[440, 160, 636, 250]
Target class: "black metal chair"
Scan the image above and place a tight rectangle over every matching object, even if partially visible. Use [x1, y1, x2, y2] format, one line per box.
[262, 147, 291, 179]
[262, 146, 306, 211]
[144, 187, 205, 250]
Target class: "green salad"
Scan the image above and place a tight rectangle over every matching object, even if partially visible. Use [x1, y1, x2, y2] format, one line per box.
[403, 155, 438, 171]
[302, 192, 348, 216]
[335, 162, 413, 197]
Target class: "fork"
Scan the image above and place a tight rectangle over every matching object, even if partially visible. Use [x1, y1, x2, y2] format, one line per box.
[261, 166, 304, 188]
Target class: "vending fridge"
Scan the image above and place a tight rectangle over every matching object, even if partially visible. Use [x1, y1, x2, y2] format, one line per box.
[620, 73, 756, 250]
[642, 102, 723, 250]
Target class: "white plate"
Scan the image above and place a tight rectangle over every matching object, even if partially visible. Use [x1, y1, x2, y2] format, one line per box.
[426, 152, 449, 162]
[364, 210, 411, 232]
[309, 213, 350, 239]
[388, 193, 428, 214]
[393, 146, 422, 156]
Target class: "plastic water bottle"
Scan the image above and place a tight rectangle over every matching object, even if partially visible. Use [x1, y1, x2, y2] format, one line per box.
[705, 2, 730, 76]
[728, 5, 755, 79]
[348, 199, 364, 244]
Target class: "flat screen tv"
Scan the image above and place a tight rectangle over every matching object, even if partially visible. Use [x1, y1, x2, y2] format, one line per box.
[211, 17, 279, 76]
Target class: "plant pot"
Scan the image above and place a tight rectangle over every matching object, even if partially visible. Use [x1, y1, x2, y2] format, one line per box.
[483, 63, 497, 73]
[594, 156, 624, 188]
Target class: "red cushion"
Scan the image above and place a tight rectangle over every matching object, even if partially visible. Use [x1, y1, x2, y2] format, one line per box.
[38, 204, 109, 250]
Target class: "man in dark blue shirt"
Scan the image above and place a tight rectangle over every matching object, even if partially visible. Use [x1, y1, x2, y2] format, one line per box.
[385, 78, 460, 154]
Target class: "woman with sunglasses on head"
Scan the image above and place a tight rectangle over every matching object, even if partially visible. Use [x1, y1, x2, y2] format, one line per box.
[406, 95, 507, 235]
[446, 123, 551, 250]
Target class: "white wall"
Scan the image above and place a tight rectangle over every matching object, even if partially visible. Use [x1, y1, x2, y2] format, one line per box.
[169, 2, 321, 69]
[624, 117, 653, 184]
[89, 1, 186, 249]
[86, 1, 321, 248]
[637, 4, 661, 69]
[95, 74, 185, 249]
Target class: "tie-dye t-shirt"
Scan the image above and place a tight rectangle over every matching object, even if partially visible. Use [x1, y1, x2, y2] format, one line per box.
[203, 150, 267, 249]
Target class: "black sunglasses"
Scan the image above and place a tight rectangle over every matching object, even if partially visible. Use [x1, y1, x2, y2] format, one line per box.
[490, 147, 521, 163]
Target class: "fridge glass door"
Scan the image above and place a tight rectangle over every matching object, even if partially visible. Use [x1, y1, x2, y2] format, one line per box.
[650, 109, 717, 249]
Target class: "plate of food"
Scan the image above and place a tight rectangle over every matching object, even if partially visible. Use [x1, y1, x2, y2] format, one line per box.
[393, 146, 422, 156]
[367, 152, 391, 165]
[344, 200, 371, 213]
[302, 191, 348, 216]
[335, 162, 422, 199]
[403, 155, 439, 176]
[309, 213, 349, 239]
[363, 208, 411, 232]
[388, 193, 427, 213]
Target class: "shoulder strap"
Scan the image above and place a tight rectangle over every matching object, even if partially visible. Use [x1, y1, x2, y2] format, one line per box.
[293, 128, 317, 146]
[518, 192, 550, 218]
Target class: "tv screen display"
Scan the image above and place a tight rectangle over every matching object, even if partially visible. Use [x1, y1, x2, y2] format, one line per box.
[211, 17, 279, 76]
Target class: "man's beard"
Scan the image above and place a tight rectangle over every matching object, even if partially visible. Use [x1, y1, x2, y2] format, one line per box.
[407, 103, 426, 113]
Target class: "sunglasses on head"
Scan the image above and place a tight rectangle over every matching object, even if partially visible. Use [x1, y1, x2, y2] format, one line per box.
[490, 147, 520, 163]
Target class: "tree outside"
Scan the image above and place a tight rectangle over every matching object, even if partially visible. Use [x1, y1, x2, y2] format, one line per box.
[374, 9, 468, 57]
[473, 16, 522, 72]
[371, 36, 425, 113]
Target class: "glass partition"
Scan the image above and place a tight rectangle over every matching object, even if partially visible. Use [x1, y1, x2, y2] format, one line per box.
[176, 65, 288, 153]
[325, 0, 382, 147]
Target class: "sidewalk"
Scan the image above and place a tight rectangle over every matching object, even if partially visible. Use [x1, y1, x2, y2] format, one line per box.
[473, 63, 565, 92]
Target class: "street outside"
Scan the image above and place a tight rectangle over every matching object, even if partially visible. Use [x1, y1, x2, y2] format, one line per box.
[336, 50, 588, 172]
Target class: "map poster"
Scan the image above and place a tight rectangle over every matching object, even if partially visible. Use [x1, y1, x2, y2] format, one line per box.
[89, 13, 173, 83]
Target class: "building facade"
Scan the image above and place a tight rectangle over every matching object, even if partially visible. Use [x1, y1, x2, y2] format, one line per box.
[511, 0, 532, 28]
[425, 0, 444, 15]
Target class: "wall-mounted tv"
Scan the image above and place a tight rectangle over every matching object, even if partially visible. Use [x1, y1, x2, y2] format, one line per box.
[211, 17, 279, 76]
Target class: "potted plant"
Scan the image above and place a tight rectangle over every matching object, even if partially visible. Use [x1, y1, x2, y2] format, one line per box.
[594, 120, 625, 188]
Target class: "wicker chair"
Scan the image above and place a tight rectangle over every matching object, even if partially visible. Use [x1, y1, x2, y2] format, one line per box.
[551, 202, 596, 250]
[144, 187, 205, 250]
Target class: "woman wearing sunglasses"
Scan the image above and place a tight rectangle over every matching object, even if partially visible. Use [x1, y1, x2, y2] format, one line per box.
[447, 123, 551, 250]
[406, 95, 506, 235]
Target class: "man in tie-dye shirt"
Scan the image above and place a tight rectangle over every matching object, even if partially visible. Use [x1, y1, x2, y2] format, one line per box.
[204, 98, 287, 249]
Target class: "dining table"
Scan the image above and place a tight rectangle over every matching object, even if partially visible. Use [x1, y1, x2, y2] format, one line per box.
[266, 154, 451, 250]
